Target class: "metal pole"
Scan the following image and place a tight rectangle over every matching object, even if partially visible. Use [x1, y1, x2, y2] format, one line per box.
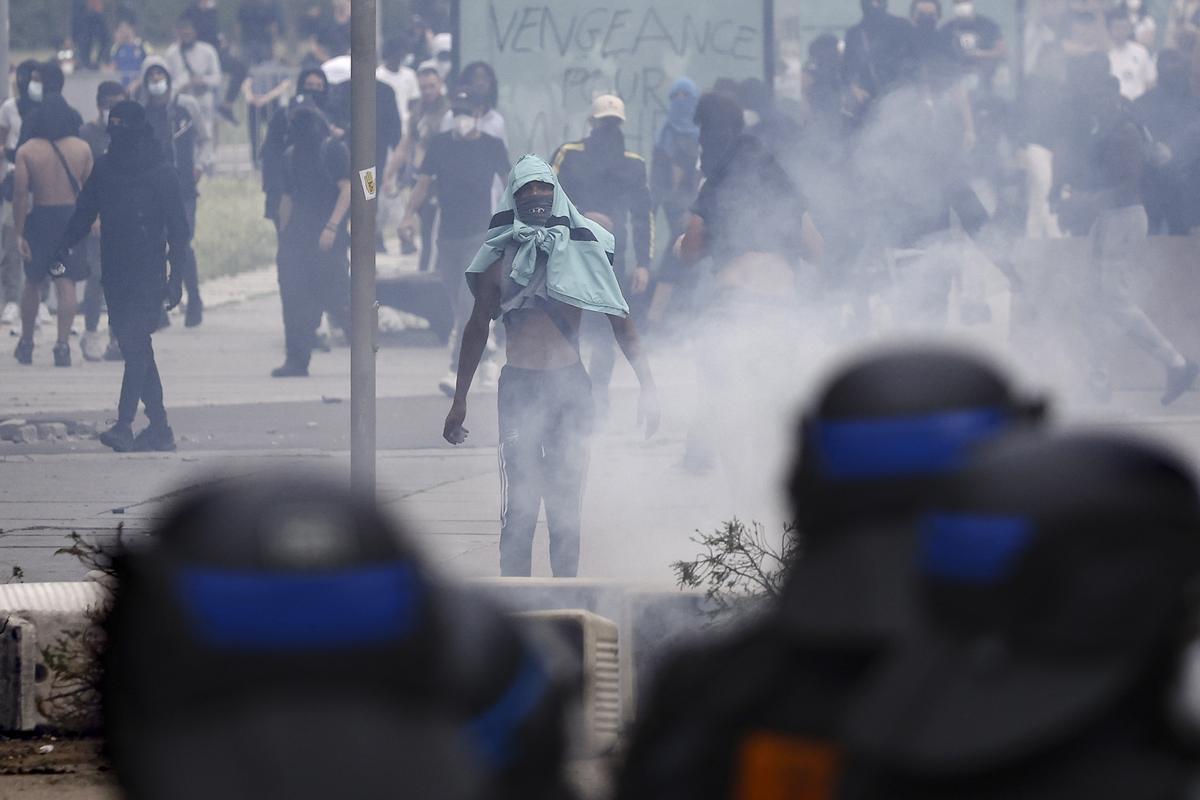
[351, 0, 378, 495]
[1015, 0, 1028, 105]
[0, 0, 10, 103]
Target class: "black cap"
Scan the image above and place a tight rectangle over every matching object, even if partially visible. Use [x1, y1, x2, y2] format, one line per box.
[102, 475, 487, 800]
[846, 432, 1200, 775]
[450, 88, 479, 116]
[777, 345, 1045, 644]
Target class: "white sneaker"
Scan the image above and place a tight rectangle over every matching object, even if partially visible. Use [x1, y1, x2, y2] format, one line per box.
[0, 302, 16, 326]
[81, 331, 104, 362]
[437, 372, 456, 398]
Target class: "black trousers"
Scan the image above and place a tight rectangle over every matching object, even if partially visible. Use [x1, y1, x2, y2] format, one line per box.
[181, 194, 201, 305]
[108, 299, 166, 426]
[497, 363, 593, 578]
[73, 13, 110, 68]
[277, 233, 349, 367]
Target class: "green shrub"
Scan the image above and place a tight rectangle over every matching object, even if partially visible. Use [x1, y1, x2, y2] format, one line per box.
[194, 174, 275, 280]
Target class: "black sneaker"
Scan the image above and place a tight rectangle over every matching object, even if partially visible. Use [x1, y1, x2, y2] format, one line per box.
[132, 424, 176, 452]
[103, 339, 124, 362]
[1163, 361, 1200, 406]
[185, 300, 203, 328]
[14, 338, 32, 365]
[217, 104, 239, 125]
[99, 422, 135, 452]
[271, 362, 309, 378]
[52, 342, 71, 367]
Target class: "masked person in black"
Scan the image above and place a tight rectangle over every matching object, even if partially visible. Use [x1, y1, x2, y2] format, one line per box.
[617, 347, 1046, 800]
[552, 94, 654, 426]
[271, 104, 351, 377]
[843, 0, 919, 124]
[78, 80, 128, 362]
[54, 100, 192, 452]
[261, 68, 329, 228]
[135, 57, 212, 328]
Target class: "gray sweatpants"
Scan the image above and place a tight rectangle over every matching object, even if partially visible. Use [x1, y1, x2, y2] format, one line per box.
[1084, 204, 1182, 371]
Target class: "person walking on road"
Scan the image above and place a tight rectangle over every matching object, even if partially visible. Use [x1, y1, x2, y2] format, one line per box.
[443, 156, 660, 578]
[55, 101, 192, 452]
[271, 104, 351, 378]
[13, 97, 94, 367]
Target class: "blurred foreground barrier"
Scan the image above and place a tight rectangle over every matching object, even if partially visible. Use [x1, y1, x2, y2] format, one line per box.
[1012, 234, 1200, 389]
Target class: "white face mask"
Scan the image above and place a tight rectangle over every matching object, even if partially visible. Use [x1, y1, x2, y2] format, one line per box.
[148, 79, 169, 97]
[27, 81, 43, 103]
[954, 2, 975, 18]
[454, 116, 476, 137]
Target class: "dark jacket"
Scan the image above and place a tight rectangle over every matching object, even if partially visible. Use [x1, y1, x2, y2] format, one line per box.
[57, 151, 193, 307]
[552, 134, 653, 278]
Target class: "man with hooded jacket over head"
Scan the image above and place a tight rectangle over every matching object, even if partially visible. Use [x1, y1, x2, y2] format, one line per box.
[54, 100, 193, 453]
[443, 155, 660, 578]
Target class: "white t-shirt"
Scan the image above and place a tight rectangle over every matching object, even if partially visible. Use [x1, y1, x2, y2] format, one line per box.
[1109, 41, 1157, 100]
[0, 98, 22, 153]
[376, 65, 419, 131]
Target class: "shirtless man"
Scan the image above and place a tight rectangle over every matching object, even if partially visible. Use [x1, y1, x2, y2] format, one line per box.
[14, 95, 93, 366]
[443, 156, 660, 578]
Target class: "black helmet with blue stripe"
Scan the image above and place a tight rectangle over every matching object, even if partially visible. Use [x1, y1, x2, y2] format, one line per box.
[102, 474, 573, 800]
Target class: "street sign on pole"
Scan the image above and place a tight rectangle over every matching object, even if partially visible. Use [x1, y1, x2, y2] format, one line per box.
[350, 0, 378, 495]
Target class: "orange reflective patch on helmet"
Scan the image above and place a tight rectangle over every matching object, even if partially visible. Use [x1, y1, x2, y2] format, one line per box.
[734, 732, 841, 800]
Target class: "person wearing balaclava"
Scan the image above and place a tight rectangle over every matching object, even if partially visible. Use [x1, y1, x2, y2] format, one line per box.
[551, 94, 654, 427]
[675, 91, 822, 507]
[53, 100, 193, 452]
[842, 0, 919, 123]
[1135, 49, 1200, 234]
[443, 155, 660, 578]
[941, 0, 1007, 93]
[271, 105, 352, 377]
[78, 80, 128, 363]
[135, 57, 212, 328]
[261, 68, 331, 227]
[0, 59, 40, 328]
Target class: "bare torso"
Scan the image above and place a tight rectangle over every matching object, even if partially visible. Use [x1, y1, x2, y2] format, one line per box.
[19, 138, 92, 206]
[485, 257, 583, 370]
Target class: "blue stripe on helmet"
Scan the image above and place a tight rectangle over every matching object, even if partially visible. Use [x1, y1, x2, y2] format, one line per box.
[816, 407, 1010, 480]
[176, 562, 421, 650]
[920, 514, 1034, 583]
[468, 655, 547, 767]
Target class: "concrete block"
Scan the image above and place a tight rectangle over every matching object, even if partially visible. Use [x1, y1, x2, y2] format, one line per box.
[14, 425, 38, 444]
[0, 421, 27, 442]
[471, 577, 632, 624]
[0, 582, 109, 732]
[35, 423, 68, 441]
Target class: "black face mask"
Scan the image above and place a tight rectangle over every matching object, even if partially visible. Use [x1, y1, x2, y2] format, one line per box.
[296, 90, 328, 110]
[515, 194, 553, 227]
[915, 14, 938, 31]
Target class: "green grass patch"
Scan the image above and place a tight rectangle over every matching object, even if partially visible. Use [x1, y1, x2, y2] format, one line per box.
[194, 175, 275, 281]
